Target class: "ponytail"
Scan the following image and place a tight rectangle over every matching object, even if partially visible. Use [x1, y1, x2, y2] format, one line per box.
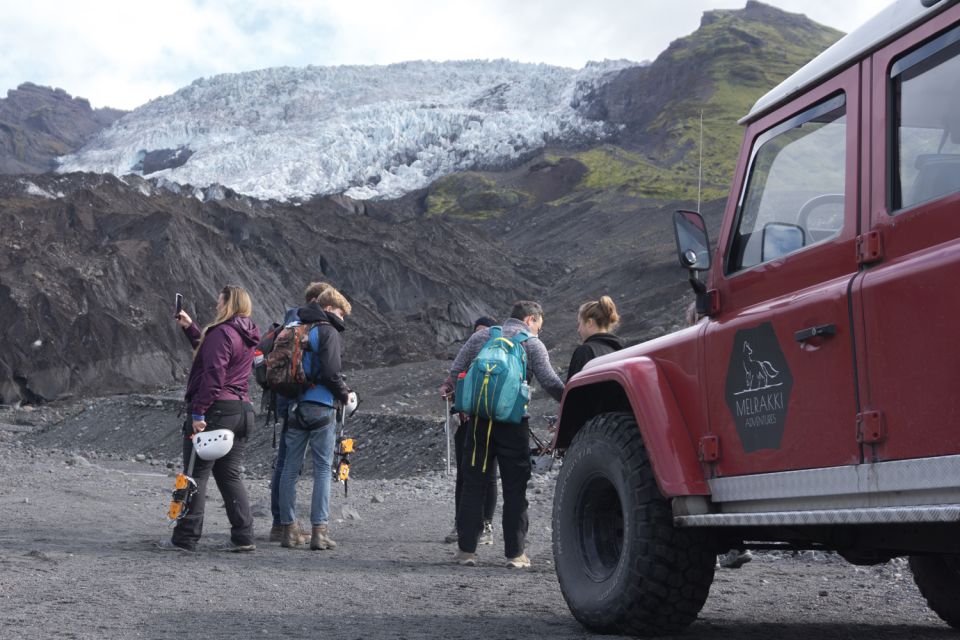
[578, 295, 620, 332]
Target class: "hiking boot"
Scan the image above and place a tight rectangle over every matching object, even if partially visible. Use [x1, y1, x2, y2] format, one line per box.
[272, 523, 308, 544]
[506, 553, 531, 569]
[443, 525, 458, 544]
[218, 541, 256, 553]
[454, 550, 477, 566]
[281, 522, 307, 548]
[478, 521, 494, 546]
[310, 524, 337, 550]
[719, 549, 753, 569]
[156, 539, 196, 553]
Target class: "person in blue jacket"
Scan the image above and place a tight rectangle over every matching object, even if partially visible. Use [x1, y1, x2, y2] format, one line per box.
[269, 281, 332, 544]
[277, 286, 355, 550]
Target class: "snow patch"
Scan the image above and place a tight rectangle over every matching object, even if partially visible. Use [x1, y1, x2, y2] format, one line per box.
[19, 180, 62, 199]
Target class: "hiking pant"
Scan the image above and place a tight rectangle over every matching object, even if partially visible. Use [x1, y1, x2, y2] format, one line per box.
[270, 419, 289, 526]
[454, 416, 497, 525]
[172, 401, 255, 549]
[278, 402, 337, 526]
[457, 417, 530, 558]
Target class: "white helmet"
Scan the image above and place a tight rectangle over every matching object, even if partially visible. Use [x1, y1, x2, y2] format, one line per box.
[345, 391, 359, 417]
[193, 429, 235, 461]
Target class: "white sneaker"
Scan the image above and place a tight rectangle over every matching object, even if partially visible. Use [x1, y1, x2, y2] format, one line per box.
[478, 521, 494, 545]
[719, 549, 752, 569]
[506, 553, 531, 569]
[454, 550, 477, 566]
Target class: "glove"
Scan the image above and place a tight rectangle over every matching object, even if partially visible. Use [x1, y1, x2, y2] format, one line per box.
[345, 391, 359, 417]
[439, 379, 454, 399]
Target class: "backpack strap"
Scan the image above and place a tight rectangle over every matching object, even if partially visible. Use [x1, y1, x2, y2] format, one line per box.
[304, 321, 331, 382]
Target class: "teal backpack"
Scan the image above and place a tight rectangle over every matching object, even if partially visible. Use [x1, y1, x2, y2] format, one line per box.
[455, 326, 531, 426]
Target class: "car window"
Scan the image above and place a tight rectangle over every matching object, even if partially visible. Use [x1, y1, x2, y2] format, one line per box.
[727, 94, 846, 275]
[891, 25, 960, 212]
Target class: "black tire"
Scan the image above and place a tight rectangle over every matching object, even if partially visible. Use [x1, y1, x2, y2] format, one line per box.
[909, 554, 960, 629]
[552, 412, 715, 636]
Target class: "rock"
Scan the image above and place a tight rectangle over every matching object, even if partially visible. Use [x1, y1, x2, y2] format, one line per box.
[342, 506, 362, 521]
[65, 455, 90, 467]
[134, 454, 146, 462]
[371, 494, 385, 504]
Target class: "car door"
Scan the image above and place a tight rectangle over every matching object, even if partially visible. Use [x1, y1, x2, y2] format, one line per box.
[703, 65, 863, 476]
[855, 7, 960, 462]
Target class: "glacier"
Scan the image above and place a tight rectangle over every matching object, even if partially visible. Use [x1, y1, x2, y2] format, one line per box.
[57, 59, 639, 201]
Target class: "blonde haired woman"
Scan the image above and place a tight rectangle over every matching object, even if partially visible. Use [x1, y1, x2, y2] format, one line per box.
[165, 285, 261, 553]
[277, 285, 355, 551]
[566, 295, 625, 381]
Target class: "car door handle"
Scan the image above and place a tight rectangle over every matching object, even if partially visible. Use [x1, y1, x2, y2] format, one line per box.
[794, 323, 837, 342]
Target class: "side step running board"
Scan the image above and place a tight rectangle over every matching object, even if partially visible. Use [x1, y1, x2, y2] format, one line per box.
[674, 504, 960, 527]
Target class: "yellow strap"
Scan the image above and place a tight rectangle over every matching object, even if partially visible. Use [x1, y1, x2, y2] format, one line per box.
[471, 373, 491, 467]
[471, 413, 479, 467]
[482, 417, 493, 473]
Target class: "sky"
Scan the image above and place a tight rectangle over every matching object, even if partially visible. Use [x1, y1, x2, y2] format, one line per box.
[1, 0, 889, 110]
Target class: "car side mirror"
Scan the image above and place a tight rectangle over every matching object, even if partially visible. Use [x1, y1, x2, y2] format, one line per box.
[673, 210, 711, 272]
[673, 210, 714, 312]
[761, 222, 805, 262]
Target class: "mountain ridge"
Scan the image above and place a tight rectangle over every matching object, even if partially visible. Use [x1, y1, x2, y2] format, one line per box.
[0, 83, 126, 174]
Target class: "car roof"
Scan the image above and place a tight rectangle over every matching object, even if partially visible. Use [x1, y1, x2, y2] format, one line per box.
[741, 0, 959, 124]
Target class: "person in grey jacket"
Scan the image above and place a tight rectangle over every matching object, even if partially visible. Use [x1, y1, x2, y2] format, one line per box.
[439, 300, 563, 568]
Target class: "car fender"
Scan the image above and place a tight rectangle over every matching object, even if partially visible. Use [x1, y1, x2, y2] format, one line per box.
[555, 356, 708, 497]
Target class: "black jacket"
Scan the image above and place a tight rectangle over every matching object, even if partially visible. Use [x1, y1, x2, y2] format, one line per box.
[566, 333, 625, 382]
[298, 303, 350, 403]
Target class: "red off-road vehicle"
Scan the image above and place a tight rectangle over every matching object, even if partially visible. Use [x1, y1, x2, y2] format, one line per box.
[551, 0, 960, 634]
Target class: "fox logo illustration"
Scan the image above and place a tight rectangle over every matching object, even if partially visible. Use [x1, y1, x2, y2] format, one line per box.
[742, 341, 779, 390]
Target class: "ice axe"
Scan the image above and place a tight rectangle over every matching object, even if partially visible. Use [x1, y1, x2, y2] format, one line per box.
[529, 421, 556, 475]
[444, 396, 454, 476]
[167, 444, 198, 524]
[333, 392, 358, 498]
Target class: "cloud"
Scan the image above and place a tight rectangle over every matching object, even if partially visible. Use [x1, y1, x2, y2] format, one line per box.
[0, 0, 887, 110]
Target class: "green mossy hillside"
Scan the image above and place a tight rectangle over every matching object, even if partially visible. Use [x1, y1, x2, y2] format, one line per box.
[425, 172, 529, 219]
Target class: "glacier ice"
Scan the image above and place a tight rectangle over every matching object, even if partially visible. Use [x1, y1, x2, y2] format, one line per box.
[57, 59, 639, 202]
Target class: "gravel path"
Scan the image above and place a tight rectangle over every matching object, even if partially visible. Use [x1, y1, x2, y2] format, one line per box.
[0, 422, 954, 640]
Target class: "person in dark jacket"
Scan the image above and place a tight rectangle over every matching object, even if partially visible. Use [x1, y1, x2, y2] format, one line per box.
[440, 300, 564, 569]
[165, 285, 260, 553]
[443, 315, 500, 547]
[277, 286, 356, 551]
[269, 281, 333, 544]
[566, 295, 625, 381]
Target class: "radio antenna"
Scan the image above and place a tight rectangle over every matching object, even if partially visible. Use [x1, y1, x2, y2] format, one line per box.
[697, 109, 703, 213]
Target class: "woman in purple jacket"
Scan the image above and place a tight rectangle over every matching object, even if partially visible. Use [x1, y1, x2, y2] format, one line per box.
[166, 285, 261, 553]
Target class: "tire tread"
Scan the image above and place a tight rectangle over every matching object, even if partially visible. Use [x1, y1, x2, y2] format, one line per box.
[553, 412, 715, 636]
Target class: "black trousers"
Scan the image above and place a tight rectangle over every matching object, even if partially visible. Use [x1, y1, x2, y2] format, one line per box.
[457, 417, 530, 558]
[454, 416, 497, 525]
[172, 401, 254, 549]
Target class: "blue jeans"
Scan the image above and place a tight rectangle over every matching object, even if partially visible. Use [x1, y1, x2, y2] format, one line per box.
[278, 402, 336, 526]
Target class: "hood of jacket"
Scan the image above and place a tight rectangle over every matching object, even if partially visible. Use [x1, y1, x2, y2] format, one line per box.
[224, 315, 261, 347]
[585, 332, 625, 351]
[297, 303, 345, 332]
